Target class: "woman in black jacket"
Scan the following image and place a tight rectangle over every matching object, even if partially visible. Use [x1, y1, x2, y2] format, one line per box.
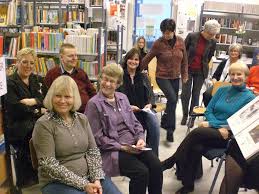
[4, 47, 48, 187]
[118, 48, 160, 156]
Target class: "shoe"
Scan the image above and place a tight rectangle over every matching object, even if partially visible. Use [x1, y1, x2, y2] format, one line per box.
[187, 119, 195, 128]
[181, 116, 188, 125]
[161, 155, 176, 171]
[166, 131, 174, 142]
[175, 185, 194, 194]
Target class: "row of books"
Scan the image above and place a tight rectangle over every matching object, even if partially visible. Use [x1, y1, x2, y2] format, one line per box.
[36, 9, 59, 24]
[21, 32, 64, 52]
[202, 17, 241, 29]
[215, 34, 241, 44]
[78, 60, 99, 78]
[67, 8, 85, 23]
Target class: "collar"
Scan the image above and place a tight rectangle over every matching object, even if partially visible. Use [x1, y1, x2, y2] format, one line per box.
[60, 64, 77, 75]
[97, 91, 124, 103]
[47, 111, 78, 127]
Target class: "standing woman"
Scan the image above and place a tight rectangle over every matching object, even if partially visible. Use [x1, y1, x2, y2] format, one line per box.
[4, 47, 48, 187]
[134, 36, 148, 64]
[181, 19, 220, 128]
[118, 48, 160, 156]
[140, 18, 188, 142]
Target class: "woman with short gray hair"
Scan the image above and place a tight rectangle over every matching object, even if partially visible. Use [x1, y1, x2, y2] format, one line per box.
[181, 19, 220, 128]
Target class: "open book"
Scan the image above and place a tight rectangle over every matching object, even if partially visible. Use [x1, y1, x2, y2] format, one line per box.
[227, 96, 259, 160]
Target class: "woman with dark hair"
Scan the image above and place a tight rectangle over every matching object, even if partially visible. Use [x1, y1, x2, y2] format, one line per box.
[118, 48, 160, 156]
[140, 18, 188, 142]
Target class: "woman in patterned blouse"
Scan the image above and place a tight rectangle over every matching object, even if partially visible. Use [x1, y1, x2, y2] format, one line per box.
[32, 76, 121, 194]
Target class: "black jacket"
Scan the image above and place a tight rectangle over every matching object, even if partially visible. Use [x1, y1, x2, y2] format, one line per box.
[212, 59, 228, 81]
[185, 31, 216, 78]
[4, 72, 48, 142]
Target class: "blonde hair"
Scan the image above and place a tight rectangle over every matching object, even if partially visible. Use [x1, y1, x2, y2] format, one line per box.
[99, 64, 124, 86]
[59, 43, 76, 54]
[44, 76, 81, 111]
[17, 47, 36, 62]
[134, 36, 147, 52]
[229, 62, 250, 77]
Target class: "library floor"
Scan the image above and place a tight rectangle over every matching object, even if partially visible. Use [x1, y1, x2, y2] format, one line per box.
[22, 100, 258, 194]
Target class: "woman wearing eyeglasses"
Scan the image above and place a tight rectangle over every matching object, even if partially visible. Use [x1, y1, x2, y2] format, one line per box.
[4, 47, 48, 187]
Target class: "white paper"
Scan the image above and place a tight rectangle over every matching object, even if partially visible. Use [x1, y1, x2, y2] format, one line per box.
[0, 57, 7, 96]
[227, 96, 259, 160]
[142, 107, 156, 115]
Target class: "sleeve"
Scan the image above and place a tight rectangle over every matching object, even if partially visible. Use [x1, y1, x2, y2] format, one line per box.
[204, 87, 226, 128]
[85, 101, 122, 151]
[140, 40, 160, 71]
[34, 75, 48, 108]
[181, 41, 188, 81]
[142, 74, 156, 106]
[83, 116, 105, 181]
[246, 67, 255, 88]
[33, 120, 89, 190]
[44, 71, 54, 88]
[184, 33, 191, 51]
[84, 72, 97, 98]
[6, 80, 37, 117]
[212, 60, 227, 80]
[208, 40, 216, 62]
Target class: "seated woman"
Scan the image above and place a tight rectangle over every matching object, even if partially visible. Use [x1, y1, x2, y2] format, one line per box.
[85, 64, 163, 194]
[203, 43, 243, 106]
[32, 76, 121, 194]
[220, 63, 259, 194]
[117, 48, 160, 156]
[162, 62, 255, 194]
[4, 47, 48, 187]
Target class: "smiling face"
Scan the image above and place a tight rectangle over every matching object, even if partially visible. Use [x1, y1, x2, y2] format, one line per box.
[100, 74, 119, 99]
[229, 69, 246, 86]
[52, 90, 74, 116]
[138, 38, 145, 49]
[127, 53, 140, 72]
[229, 48, 240, 61]
[60, 48, 78, 71]
[17, 54, 35, 79]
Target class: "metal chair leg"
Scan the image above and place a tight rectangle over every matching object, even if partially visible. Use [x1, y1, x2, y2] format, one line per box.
[208, 154, 225, 194]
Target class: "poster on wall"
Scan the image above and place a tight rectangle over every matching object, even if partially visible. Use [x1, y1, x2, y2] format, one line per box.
[0, 57, 7, 96]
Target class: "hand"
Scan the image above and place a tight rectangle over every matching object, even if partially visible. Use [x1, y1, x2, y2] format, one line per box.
[84, 182, 102, 194]
[41, 108, 47, 114]
[131, 105, 140, 112]
[20, 98, 37, 106]
[218, 128, 229, 140]
[198, 121, 209, 128]
[182, 78, 188, 83]
[144, 104, 152, 109]
[136, 139, 146, 149]
[93, 180, 102, 194]
[212, 78, 217, 84]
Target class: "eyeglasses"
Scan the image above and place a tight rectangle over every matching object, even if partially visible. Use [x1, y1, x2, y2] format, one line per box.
[20, 60, 35, 66]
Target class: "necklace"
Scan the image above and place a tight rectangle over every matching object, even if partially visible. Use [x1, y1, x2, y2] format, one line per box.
[225, 91, 243, 103]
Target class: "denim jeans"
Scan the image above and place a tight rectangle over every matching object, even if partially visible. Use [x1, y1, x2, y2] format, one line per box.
[41, 176, 122, 194]
[143, 111, 160, 156]
[156, 78, 180, 132]
[181, 71, 205, 116]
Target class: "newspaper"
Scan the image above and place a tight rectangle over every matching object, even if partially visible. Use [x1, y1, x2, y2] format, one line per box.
[227, 96, 259, 160]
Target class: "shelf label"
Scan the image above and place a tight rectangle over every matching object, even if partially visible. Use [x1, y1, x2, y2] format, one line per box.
[0, 57, 7, 96]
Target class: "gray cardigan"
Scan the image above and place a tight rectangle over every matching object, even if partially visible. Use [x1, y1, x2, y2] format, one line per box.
[185, 31, 216, 78]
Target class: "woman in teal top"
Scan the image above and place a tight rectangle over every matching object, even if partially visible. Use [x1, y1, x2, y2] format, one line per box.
[161, 62, 255, 194]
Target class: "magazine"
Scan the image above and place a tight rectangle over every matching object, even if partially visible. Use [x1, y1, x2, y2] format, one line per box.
[227, 96, 259, 160]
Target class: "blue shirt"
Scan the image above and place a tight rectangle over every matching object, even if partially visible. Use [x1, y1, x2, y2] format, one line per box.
[205, 85, 255, 128]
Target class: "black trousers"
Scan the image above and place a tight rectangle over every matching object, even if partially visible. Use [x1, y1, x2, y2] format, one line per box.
[181, 71, 205, 116]
[173, 127, 227, 187]
[156, 77, 179, 132]
[119, 151, 163, 194]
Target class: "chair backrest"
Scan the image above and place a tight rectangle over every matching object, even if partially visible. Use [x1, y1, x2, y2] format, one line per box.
[211, 81, 232, 96]
[29, 139, 38, 170]
[148, 57, 163, 94]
